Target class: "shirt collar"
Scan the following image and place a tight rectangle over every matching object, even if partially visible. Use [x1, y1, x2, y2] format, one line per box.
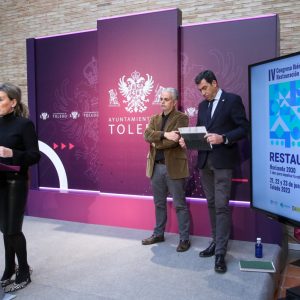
[214, 88, 222, 102]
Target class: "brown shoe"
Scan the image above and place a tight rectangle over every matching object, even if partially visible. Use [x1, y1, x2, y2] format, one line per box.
[176, 240, 191, 252]
[142, 234, 165, 245]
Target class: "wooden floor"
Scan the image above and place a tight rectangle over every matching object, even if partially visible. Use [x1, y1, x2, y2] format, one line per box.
[274, 248, 300, 299]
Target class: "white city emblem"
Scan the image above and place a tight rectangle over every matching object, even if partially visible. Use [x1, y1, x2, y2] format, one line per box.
[185, 107, 198, 117]
[70, 111, 80, 119]
[153, 85, 165, 105]
[108, 89, 120, 107]
[40, 112, 49, 120]
[118, 70, 154, 113]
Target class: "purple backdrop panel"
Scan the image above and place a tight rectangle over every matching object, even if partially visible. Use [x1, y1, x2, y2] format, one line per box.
[181, 14, 279, 201]
[97, 9, 181, 195]
[30, 30, 99, 191]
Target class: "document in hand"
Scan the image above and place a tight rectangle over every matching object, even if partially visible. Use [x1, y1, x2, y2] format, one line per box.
[178, 126, 212, 151]
[0, 162, 20, 172]
[239, 260, 276, 273]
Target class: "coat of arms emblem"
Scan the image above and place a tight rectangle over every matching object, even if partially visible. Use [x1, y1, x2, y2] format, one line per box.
[118, 70, 154, 113]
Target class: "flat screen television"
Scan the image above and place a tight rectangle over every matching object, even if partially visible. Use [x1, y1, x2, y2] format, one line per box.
[249, 51, 300, 228]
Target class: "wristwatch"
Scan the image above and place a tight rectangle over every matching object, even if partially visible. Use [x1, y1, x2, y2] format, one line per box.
[222, 134, 228, 144]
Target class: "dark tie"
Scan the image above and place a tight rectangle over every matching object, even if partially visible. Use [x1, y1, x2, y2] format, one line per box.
[206, 99, 215, 124]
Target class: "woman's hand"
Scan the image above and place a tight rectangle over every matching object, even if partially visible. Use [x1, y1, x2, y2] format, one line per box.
[0, 146, 13, 158]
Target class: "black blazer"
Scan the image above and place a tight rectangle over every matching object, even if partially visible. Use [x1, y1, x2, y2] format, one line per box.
[196, 90, 249, 169]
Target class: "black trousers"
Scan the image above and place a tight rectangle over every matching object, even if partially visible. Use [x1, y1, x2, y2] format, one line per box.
[0, 173, 28, 235]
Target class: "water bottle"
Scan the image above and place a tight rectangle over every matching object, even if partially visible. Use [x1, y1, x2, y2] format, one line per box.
[255, 237, 263, 258]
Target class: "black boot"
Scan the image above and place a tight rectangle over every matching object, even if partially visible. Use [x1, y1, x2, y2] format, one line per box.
[1, 235, 16, 287]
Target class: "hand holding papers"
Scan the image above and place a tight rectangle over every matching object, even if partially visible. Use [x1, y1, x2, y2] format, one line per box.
[178, 126, 212, 150]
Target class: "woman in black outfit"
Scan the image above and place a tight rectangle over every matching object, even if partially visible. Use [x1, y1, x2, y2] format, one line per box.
[0, 83, 40, 292]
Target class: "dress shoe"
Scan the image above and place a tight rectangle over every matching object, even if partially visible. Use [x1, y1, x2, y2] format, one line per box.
[4, 276, 31, 293]
[1, 266, 17, 288]
[1, 274, 15, 288]
[215, 254, 227, 273]
[199, 242, 216, 257]
[142, 234, 165, 245]
[4, 267, 32, 293]
[176, 240, 191, 252]
[1, 265, 33, 289]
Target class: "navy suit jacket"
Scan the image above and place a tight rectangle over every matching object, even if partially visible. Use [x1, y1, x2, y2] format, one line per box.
[196, 90, 249, 169]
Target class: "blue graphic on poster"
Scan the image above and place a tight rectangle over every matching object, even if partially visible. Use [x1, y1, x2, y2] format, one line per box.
[269, 80, 300, 148]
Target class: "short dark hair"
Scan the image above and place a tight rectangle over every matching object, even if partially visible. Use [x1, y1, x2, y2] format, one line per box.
[194, 70, 217, 85]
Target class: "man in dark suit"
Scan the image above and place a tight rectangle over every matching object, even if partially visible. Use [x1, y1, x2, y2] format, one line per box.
[142, 87, 191, 252]
[180, 70, 249, 272]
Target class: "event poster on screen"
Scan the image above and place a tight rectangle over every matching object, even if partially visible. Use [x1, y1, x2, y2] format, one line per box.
[251, 53, 300, 222]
